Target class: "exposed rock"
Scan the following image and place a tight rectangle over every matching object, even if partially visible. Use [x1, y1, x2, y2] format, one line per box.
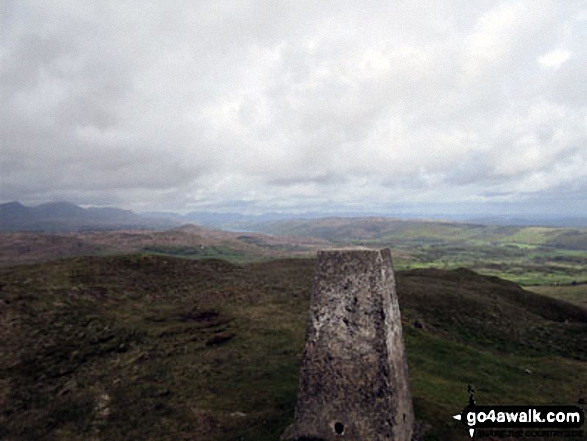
[283, 248, 414, 441]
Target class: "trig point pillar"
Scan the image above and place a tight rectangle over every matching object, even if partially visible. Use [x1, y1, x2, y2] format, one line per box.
[282, 248, 414, 441]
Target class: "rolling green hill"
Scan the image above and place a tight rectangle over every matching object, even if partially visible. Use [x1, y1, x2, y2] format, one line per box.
[249, 218, 587, 285]
[251, 217, 587, 250]
[1, 254, 585, 440]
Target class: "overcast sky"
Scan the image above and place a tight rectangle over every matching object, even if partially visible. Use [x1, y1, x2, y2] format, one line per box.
[1, 1, 587, 216]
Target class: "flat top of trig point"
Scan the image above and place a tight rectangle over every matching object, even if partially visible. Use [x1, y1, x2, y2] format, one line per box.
[316, 248, 392, 265]
[317, 247, 389, 254]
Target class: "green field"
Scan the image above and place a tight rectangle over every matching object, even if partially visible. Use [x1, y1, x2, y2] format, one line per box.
[391, 244, 587, 286]
[1, 255, 585, 440]
[528, 284, 587, 308]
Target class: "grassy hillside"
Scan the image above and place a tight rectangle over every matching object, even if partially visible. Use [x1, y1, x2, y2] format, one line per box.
[0, 226, 328, 267]
[1, 255, 585, 440]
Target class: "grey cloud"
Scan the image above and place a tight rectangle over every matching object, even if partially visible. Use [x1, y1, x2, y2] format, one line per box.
[2, 0, 587, 215]
[0, 34, 70, 99]
[266, 171, 348, 187]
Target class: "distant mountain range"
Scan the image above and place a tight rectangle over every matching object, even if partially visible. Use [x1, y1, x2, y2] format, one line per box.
[3, 201, 587, 233]
[467, 215, 587, 228]
[147, 210, 587, 230]
[141, 210, 291, 230]
[0, 201, 179, 232]
[141, 210, 367, 230]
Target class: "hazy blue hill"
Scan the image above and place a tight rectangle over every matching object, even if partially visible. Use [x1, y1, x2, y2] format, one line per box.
[180, 211, 294, 230]
[35, 201, 86, 218]
[0, 201, 178, 232]
[247, 217, 498, 243]
[0, 201, 31, 223]
[86, 206, 145, 223]
[469, 215, 587, 228]
[139, 210, 377, 231]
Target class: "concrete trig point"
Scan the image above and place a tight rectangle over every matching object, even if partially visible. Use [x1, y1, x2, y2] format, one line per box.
[282, 248, 414, 441]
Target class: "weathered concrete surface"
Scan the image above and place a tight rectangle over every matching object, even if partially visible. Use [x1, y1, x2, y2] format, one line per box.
[282, 248, 414, 441]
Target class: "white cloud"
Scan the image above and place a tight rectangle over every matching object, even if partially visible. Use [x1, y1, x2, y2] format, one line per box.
[538, 49, 572, 68]
[1, 0, 587, 215]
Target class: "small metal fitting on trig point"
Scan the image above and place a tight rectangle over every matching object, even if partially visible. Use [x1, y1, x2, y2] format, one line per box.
[282, 248, 414, 441]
